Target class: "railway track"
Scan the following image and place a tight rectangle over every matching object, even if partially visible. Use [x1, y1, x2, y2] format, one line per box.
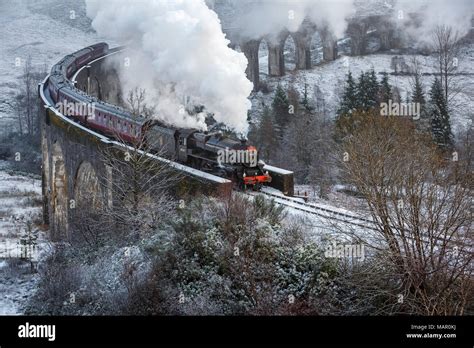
[248, 187, 472, 255]
[246, 187, 378, 231]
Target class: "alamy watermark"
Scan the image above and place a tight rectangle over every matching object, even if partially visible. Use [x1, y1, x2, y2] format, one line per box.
[380, 100, 420, 120]
[217, 148, 258, 167]
[325, 241, 365, 261]
[18, 322, 55, 341]
[55, 100, 96, 118]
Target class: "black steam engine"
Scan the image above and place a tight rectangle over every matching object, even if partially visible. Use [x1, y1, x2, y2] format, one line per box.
[46, 43, 271, 189]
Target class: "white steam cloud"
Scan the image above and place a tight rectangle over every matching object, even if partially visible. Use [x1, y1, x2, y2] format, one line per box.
[392, 0, 473, 46]
[86, 0, 253, 134]
[233, 0, 356, 41]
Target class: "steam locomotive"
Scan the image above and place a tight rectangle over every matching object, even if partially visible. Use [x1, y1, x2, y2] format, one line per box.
[46, 43, 271, 189]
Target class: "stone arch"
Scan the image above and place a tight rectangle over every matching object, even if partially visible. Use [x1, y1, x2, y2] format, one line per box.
[258, 39, 270, 76]
[51, 141, 68, 239]
[241, 39, 261, 90]
[89, 76, 102, 100]
[365, 22, 381, 53]
[310, 31, 324, 66]
[282, 34, 297, 72]
[73, 161, 103, 210]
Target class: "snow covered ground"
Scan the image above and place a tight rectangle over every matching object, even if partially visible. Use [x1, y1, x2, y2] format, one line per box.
[253, 45, 474, 134]
[0, 0, 113, 133]
[0, 164, 47, 315]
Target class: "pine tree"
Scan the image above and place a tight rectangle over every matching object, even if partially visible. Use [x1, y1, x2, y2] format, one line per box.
[411, 73, 426, 106]
[379, 72, 392, 104]
[366, 69, 380, 109]
[258, 106, 278, 162]
[429, 78, 452, 149]
[272, 84, 290, 135]
[301, 83, 314, 111]
[336, 72, 359, 141]
[356, 71, 368, 110]
[337, 72, 358, 116]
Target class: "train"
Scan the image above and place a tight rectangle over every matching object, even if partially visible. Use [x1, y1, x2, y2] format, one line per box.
[46, 43, 271, 190]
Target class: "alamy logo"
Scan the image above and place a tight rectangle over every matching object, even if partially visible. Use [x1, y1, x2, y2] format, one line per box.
[324, 241, 365, 261]
[55, 100, 96, 118]
[380, 100, 420, 120]
[217, 148, 258, 167]
[18, 322, 56, 341]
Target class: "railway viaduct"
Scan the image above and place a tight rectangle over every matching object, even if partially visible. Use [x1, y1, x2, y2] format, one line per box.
[224, 14, 398, 89]
[39, 49, 231, 240]
[212, 0, 399, 89]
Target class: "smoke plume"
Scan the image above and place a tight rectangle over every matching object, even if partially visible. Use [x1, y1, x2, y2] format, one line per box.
[392, 0, 473, 46]
[86, 0, 253, 134]
[233, 0, 356, 41]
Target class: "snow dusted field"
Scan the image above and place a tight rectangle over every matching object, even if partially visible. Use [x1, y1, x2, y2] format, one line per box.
[253, 45, 474, 134]
[0, 0, 113, 133]
[0, 165, 47, 315]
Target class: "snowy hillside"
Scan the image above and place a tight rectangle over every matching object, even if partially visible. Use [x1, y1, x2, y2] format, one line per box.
[0, 0, 113, 133]
[0, 164, 46, 315]
[253, 44, 474, 134]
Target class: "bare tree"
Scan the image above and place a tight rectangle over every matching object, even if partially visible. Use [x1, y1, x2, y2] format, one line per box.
[126, 87, 156, 118]
[23, 56, 34, 135]
[100, 131, 182, 242]
[432, 25, 462, 109]
[12, 57, 46, 138]
[456, 114, 474, 172]
[341, 112, 473, 315]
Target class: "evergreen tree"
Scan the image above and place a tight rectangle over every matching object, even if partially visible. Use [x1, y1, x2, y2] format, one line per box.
[356, 71, 368, 110]
[411, 73, 426, 106]
[355, 70, 379, 110]
[272, 84, 290, 135]
[429, 78, 452, 149]
[337, 72, 358, 116]
[379, 72, 392, 104]
[366, 69, 380, 109]
[258, 106, 278, 162]
[336, 72, 359, 141]
[301, 83, 314, 111]
[411, 73, 429, 132]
